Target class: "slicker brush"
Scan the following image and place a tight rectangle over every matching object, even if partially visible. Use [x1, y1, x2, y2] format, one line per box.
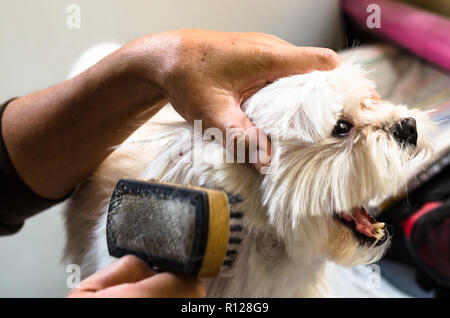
[106, 179, 244, 277]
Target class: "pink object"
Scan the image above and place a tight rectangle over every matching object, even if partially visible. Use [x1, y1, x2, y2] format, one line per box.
[402, 201, 442, 238]
[341, 0, 450, 72]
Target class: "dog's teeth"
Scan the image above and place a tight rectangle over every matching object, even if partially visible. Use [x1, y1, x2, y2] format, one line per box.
[372, 222, 385, 229]
[370, 226, 385, 247]
[373, 237, 381, 247]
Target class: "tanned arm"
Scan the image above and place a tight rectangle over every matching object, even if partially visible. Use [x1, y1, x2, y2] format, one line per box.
[2, 29, 341, 200]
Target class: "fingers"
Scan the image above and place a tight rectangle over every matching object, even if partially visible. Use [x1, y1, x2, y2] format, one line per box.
[90, 273, 205, 298]
[296, 47, 343, 71]
[203, 100, 255, 133]
[79, 255, 155, 291]
[68, 255, 206, 298]
[130, 273, 206, 298]
[201, 101, 272, 170]
[264, 46, 343, 79]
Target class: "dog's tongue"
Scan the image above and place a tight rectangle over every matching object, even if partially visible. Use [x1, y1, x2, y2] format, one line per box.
[353, 208, 377, 238]
[341, 208, 377, 238]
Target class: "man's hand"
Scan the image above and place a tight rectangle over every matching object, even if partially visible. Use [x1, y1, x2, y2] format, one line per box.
[127, 30, 342, 167]
[2, 29, 341, 200]
[136, 30, 341, 131]
[1, 29, 341, 297]
[67, 255, 205, 298]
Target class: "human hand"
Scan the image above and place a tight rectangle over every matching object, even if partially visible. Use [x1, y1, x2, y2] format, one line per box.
[67, 255, 205, 298]
[0, 30, 342, 202]
[125, 29, 343, 168]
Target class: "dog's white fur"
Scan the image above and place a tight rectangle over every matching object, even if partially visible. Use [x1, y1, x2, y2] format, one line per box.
[64, 62, 433, 297]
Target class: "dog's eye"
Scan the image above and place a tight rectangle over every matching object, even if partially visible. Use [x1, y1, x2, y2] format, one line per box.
[332, 120, 353, 137]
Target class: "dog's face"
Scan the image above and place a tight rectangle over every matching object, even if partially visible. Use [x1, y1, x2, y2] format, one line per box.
[244, 64, 434, 266]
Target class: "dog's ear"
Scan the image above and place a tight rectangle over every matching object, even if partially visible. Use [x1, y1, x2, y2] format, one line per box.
[243, 72, 343, 143]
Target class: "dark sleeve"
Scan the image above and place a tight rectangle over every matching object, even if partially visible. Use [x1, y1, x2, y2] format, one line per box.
[0, 99, 69, 235]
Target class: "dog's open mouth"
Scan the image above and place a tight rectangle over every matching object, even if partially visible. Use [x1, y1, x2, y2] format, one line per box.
[337, 208, 387, 246]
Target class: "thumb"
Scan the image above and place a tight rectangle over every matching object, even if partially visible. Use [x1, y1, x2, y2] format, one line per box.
[264, 46, 343, 80]
[78, 255, 155, 291]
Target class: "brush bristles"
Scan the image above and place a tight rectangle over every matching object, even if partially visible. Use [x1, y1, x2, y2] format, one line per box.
[230, 224, 244, 232]
[221, 194, 244, 269]
[223, 259, 234, 266]
[226, 250, 238, 256]
[227, 193, 244, 205]
[229, 237, 243, 244]
[230, 212, 243, 219]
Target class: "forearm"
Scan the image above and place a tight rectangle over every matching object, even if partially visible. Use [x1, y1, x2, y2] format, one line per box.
[0, 29, 341, 204]
[1, 44, 167, 199]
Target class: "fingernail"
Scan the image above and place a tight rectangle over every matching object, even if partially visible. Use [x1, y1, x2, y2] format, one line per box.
[253, 130, 272, 172]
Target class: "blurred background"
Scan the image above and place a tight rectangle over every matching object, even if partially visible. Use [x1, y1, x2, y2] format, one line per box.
[0, 0, 449, 297]
[0, 0, 345, 101]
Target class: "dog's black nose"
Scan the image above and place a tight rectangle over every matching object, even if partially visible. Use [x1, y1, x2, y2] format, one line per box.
[392, 117, 417, 147]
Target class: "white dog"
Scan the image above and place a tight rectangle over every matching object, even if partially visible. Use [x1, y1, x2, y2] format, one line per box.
[64, 62, 433, 297]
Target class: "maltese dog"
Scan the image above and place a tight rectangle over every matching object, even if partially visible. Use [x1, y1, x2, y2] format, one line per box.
[64, 63, 433, 297]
